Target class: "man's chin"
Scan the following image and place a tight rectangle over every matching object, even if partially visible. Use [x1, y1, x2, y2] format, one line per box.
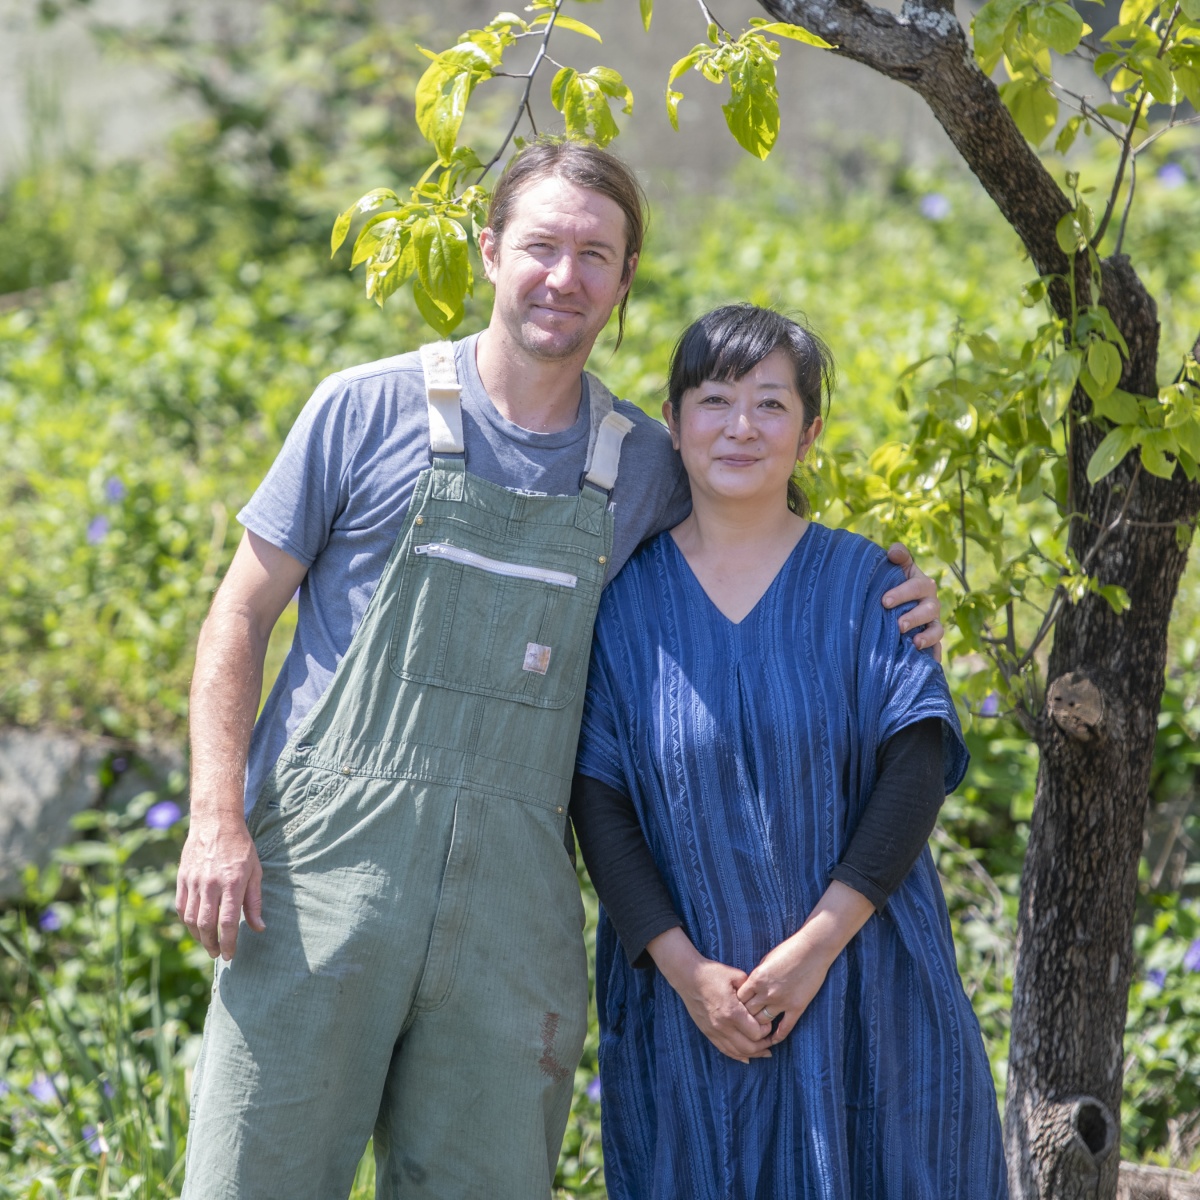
[517, 323, 593, 362]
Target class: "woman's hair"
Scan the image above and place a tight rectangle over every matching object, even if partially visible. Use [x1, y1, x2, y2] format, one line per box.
[666, 304, 835, 516]
[485, 136, 647, 348]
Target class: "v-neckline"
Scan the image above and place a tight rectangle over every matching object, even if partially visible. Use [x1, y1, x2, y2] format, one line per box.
[665, 523, 819, 628]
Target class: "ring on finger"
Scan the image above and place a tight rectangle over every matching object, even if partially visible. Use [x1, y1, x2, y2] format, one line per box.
[761, 1006, 772, 1020]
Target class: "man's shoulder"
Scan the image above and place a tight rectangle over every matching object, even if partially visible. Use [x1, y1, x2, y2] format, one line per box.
[328, 350, 426, 391]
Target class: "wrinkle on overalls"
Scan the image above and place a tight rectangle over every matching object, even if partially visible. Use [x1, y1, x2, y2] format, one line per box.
[184, 340, 632, 1200]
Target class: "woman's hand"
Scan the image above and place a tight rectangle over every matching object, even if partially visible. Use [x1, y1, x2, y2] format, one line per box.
[884, 543, 943, 662]
[647, 927, 773, 1063]
[737, 882, 875, 1044]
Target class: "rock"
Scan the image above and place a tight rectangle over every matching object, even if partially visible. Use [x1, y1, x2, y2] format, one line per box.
[0, 727, 106, 901]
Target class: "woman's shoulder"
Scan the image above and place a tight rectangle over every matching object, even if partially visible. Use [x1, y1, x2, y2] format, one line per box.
[807, 525, 901, 590]
[595, 530, 676, 621]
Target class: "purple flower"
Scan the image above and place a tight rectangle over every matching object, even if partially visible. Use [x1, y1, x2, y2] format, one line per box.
[586, 1076, 602, 1102]
[28, 1074, 57, 1105]
[101, 1079, 115, 1099]
[1183, 938, 1200, 972]
[82, 1124, 105, 1154]
[111, 757, 127, 774]
[919, 192, 951, 221]
[0, 1079, 10, 1096]
[1145, 968, 1166, 992]
[37, 909, 62, 932]
[104, 477, 127, 502]
[979, 693, 1000, 717]
[145, 799, 182, 830]
[86, 515, 110, 545]
[1158, 163, 1187, 189]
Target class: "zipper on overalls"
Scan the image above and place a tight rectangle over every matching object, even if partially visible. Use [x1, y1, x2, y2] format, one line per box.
[412, 541, 579, 589]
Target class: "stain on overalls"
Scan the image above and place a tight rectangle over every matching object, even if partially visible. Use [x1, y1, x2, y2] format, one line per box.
[182, 342, 631, 1200]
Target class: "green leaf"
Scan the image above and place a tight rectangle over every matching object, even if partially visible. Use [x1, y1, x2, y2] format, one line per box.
[589, 65, 634, 112]
[546, 14, 602, 41]
[412, 215, 469, 310]
[350, 213, 403, 267]
[413, 280, 465, 336]
[1178, 520, 1196, 552]
[1087, 338, 1122, 397]
[1028, 1, 1085, 53]
[331, 188, 400, 256]
[722, 46, 779, 160]
[1041, 349, 1081, 426]
[1090, 387, 1141, 424]
[1174, 63, 1200, 109]
[973, 0, 1024, 66]
[416, 57, 484, 163]
[1000, 79, 1059, 145]
[750, 21, 835, 48]
[1086, 423, 1137, 482]
[1183, 0, 1200, 19]
[640, 0, 653, 30]
[1096, 583, 1131, 613]
[1055, 114, 1084, 153]
[1140, 430, 1177, 478]
[666, 88, 684, 129]
[551, 67, 627, 146]
[1139, 55, 1175, 104]
[668, 46, 708, 86]
[1056, 211, 1086, 253]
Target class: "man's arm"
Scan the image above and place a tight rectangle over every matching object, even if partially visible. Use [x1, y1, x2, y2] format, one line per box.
[176, 530, 309, 961]
[883, 543, 944, 661]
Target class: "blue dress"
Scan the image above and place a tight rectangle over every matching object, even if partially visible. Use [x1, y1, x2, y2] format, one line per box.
[576, 525, 1008, 1200]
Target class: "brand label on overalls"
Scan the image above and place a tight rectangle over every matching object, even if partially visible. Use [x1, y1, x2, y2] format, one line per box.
[523, 643, 552, 675]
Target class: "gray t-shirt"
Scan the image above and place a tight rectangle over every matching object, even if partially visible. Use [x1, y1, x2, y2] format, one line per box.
[238, 333, 691, 812]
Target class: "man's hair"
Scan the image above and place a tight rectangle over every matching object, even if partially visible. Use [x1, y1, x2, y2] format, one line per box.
[485, 136, 647, 348]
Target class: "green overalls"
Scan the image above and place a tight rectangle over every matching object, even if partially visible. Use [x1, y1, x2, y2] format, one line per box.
[183, 343, 632, 1199]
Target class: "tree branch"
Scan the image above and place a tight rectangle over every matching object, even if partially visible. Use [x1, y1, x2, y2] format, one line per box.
[756, 0, 1075, 304]
[1093, 4, 1181, 248]
[476, 0, 564, 180]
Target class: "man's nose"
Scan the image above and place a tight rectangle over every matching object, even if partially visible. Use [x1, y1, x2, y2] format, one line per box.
[545, 252, 580, 291]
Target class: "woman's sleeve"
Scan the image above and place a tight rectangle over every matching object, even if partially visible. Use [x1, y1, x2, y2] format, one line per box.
[860, 558, 970, 795]
[570, 773, 683, 969]
[574, 629, 631, 793]
[830, 717, 944, 910]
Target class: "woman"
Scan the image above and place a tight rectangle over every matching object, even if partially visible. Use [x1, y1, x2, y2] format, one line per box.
[572, 305, 1007, 1198]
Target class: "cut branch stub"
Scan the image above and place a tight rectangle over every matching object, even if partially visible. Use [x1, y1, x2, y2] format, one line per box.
[1047, 671, 1105, 742]
[1117, 1162, 1200, 1200]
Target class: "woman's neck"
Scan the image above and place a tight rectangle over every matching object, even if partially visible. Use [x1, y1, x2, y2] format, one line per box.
[672, 496, 806, 561]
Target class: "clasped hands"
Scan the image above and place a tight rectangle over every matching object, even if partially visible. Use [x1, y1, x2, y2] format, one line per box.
[648, 882, 875, 1063]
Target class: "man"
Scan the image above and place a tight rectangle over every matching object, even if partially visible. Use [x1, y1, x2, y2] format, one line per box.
[176, 137, 942, 1199]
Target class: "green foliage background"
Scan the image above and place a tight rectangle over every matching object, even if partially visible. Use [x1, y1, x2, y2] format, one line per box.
[2, 3, 1200, 1194]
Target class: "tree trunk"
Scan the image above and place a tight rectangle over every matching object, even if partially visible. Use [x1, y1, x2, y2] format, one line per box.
[751, 1, 1200, 1194]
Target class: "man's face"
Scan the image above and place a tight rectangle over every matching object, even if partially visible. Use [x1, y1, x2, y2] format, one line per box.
[479, 176, 636, 363]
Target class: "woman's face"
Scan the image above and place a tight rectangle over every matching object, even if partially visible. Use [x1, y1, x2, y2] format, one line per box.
[664, 347, 823, 510]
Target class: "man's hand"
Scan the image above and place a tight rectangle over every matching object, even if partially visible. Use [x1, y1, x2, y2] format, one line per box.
[177, 816, 265, 960]
[181, 530, 307, 961]
[884, 542, 944, 662]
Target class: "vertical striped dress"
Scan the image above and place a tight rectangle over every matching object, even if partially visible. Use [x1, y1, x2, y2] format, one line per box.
[575, 525, 1008, 1200]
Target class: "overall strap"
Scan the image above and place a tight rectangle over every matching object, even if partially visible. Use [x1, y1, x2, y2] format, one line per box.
[420, 341, 465, 455]
[581, 373, 633, 494]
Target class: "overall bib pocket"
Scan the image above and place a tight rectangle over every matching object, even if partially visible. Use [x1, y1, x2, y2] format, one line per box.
[388, 537, 598, 708]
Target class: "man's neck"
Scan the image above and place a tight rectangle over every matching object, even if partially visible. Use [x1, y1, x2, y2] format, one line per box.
[475, 328, 587, 433]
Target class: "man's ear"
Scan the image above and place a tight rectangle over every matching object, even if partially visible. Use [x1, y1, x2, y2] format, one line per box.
[618, 252, 640, 302]
[479, 226, 500, 284]
[662, 398, 680, 451]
